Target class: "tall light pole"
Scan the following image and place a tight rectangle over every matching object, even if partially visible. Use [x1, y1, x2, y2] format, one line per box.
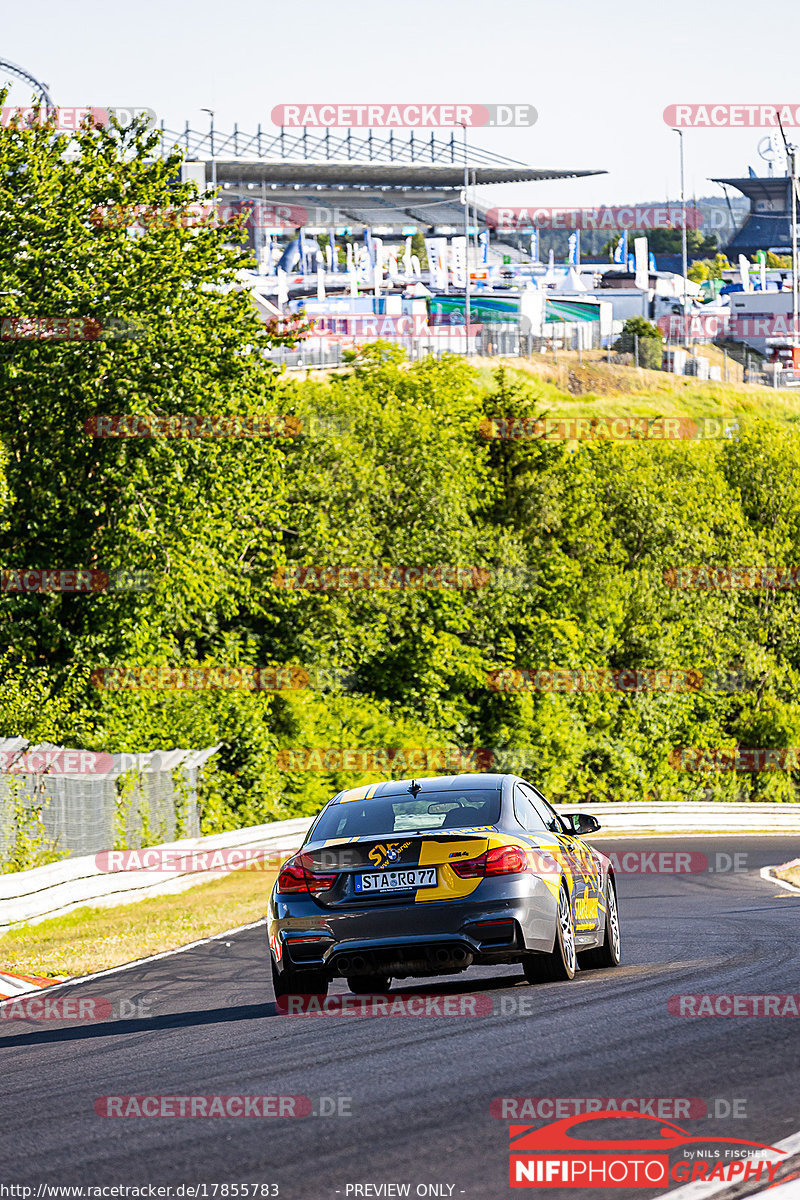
[774, 116, 799, 353]
[201, 108, 217, 193]
[672, 128, 689, 348]
[785, 143, 799, 349]
[461, 121, 471, 355]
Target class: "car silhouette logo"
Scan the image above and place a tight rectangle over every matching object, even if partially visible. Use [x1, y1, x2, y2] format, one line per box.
[509, 1111, 783, 1156]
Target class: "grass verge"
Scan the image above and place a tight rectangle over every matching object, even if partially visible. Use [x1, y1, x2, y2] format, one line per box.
[0, 863, 278, 979]
[775, 860, 800, 890]
[472, 351, 800, 427]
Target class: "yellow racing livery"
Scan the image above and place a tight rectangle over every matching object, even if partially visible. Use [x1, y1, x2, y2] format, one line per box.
[268, 772, 621, 1000]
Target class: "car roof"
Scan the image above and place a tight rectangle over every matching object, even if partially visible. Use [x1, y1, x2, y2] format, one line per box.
[332, 773, 514, 804]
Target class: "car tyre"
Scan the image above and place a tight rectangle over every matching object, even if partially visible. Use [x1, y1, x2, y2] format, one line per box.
[271, 956, 329, 1001]
[523, 882, 577, 983]
[577, 876, 621, 970]
[347, 975, 392, 994]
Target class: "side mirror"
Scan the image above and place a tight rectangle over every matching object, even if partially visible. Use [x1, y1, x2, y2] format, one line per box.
[565, 812, 601, 836]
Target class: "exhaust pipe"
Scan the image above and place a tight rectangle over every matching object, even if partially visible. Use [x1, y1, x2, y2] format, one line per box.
[434, 947, 451, 964]
[336, 956, 351, 973]
[452, 946, 470, 965]
[350, 955, 367, 972]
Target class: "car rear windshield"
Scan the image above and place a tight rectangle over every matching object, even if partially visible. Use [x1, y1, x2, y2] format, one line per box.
[309, 790, 502, 841]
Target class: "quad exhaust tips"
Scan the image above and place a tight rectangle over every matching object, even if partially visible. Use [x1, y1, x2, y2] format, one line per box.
[333, 945, 473, 976]
[436, 946, 472, 968]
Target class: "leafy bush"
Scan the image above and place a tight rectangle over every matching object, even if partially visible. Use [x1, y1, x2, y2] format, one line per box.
[614, 318, 663, 369]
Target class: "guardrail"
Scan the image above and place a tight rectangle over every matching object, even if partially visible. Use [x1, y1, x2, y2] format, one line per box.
[0, 817, 310, 931]
[571, 801, 800, 834]
[2, 801, 799, 932]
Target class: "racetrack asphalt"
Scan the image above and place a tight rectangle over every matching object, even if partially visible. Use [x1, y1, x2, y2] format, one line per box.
[2, 835, 799, 1200]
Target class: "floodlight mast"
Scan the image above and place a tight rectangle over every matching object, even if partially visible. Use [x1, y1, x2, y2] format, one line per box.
[776, 112, 800, 350]
[461, 121, 471, 355]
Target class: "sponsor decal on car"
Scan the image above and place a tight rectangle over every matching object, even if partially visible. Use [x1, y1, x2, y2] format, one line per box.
[368, 841, 413, 869]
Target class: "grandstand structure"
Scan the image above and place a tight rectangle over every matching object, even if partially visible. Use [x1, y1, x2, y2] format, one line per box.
[712, 172, 796, 259]
[160, 122, 605, 238]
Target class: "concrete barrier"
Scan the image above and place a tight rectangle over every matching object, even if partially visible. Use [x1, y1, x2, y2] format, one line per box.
[0, 818, 311, 931]
[568, 801, 800, 835]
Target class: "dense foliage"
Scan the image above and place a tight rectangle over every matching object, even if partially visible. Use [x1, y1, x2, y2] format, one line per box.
[2, 110, 800, 847]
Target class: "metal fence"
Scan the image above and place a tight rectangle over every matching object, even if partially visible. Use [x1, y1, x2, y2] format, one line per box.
[263, 321, 800, 387]
[0, 741, 218, 869]
[264, 338, 486, 369]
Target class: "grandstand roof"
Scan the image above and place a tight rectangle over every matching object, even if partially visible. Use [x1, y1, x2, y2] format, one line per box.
[214, 161, 604, 188]
[162, 123, 605, 190]
[168, 124, 606, 236]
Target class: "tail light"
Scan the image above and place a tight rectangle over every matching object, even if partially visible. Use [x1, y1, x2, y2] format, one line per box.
[451, 845, 528, 879]
[487, 846, 528, 875]
[276, 852, 337, 894]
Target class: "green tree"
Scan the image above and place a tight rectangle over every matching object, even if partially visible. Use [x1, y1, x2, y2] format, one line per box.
[688, 253, 731, 283]
[410, 230, 429, 269]
[0, 101, 297, 823]
[763, 251, 791, 268]
[602, 228, 718, 260]
[613, 318, 663, 368]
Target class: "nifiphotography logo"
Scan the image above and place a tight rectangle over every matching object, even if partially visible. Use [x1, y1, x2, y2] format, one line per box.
[507, 1111, 783, 1188]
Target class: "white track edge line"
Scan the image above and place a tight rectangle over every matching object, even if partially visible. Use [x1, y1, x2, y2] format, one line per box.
[3, 858, 799, 1009]
[0, 917, 267, 1009]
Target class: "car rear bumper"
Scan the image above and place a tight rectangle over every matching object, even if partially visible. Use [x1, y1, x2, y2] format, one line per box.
[268, 876, 558, 977]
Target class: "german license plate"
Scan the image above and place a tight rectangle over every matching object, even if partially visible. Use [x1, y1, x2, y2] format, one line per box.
[354, 868, 437, 893]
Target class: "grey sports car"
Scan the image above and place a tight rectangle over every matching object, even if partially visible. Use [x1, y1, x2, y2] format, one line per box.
[268, 772, 620, 997]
